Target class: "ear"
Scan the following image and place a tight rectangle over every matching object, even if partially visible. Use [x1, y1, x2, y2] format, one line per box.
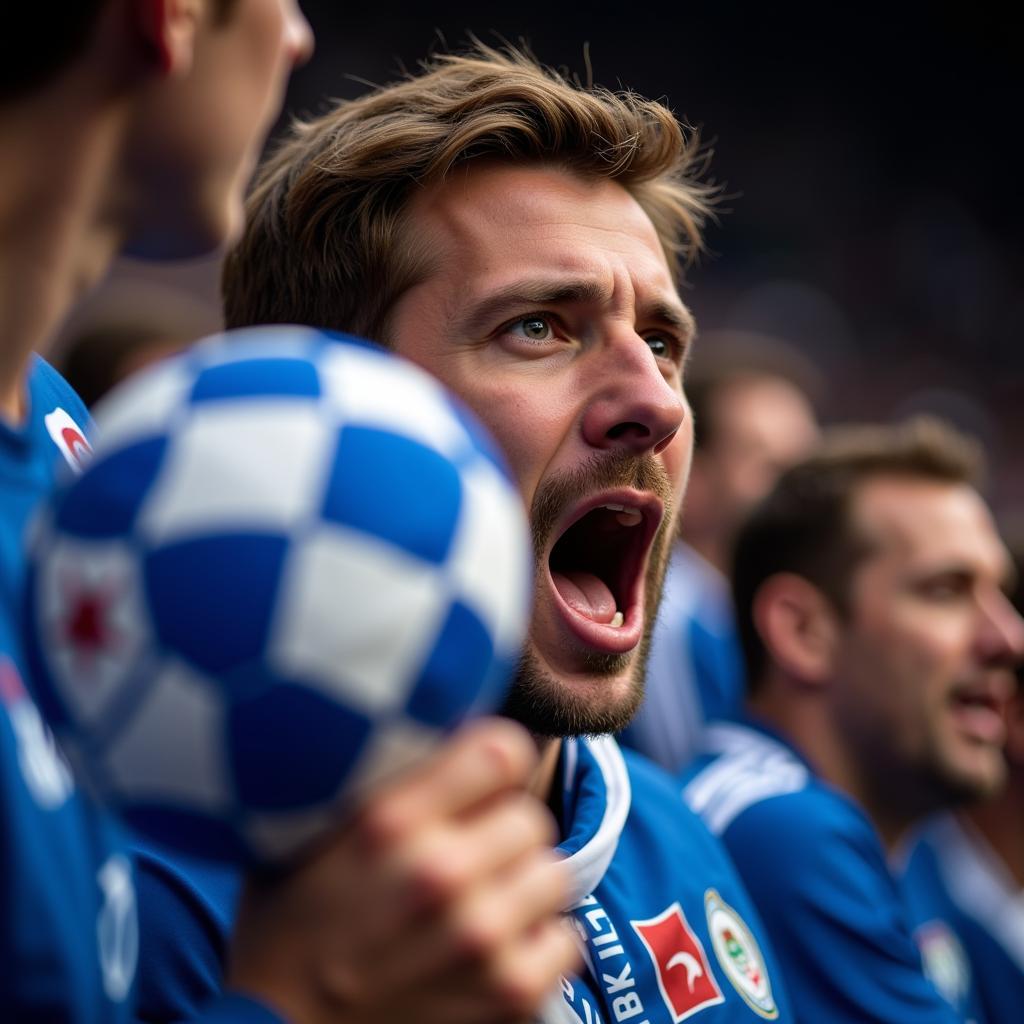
[133, 0, 203, 77]
[752, 573, 840, 687]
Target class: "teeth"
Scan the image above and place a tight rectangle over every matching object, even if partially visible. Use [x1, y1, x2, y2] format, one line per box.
[610, 611, 624, 628]
[603, 503, 642, 527]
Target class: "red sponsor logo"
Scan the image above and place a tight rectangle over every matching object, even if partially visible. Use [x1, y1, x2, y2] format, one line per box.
[44, 407, 92, 472]
[61, 425, 91, 466]
[632, 903, 724, 1022]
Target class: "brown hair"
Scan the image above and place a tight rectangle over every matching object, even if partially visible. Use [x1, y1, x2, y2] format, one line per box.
[223, 44, 716, 341]
[733, 416, 985, 688]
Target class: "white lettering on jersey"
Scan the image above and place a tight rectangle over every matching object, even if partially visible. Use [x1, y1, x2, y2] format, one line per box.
[9, 697, 74, 809]
[96, 854, 138, 1002]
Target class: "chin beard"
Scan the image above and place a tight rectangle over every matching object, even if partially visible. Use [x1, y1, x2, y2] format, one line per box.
[498, 644, 649, 738]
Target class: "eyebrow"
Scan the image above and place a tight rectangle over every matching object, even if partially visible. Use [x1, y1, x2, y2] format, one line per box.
[457, 279, 696, 340]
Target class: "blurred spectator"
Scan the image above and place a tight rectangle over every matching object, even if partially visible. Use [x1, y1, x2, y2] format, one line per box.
[899, 544, 1024, 1023]
[682, 417, 1023, 1022]
[623, 332, 820, 770]
[57, 283, 219, 408]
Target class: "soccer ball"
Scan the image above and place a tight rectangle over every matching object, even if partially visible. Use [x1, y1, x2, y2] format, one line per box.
[24, 327, 530, 867]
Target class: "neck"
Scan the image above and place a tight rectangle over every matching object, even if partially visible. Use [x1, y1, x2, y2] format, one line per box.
[529, 737, 563, 804]
[0, 64, 128, 423]
[748, 684, 918, 853]
[962, 771, 1024, 887]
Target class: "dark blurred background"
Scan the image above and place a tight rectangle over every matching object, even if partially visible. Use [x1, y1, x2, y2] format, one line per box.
[63, 3, 1023, 528]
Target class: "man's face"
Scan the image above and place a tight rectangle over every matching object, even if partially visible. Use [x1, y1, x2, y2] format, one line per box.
[126, 0, 313, 258]
[831, 476, 1024, 807]
[388, 164, 694, 736]
[700, 376, 818, 535]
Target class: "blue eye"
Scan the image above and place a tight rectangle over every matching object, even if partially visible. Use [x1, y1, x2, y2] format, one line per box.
[516, 316, 553, 341]
[645, 335, 670, 358]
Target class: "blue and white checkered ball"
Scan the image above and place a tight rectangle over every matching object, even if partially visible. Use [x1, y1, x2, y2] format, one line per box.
[25, 326, 530, 866]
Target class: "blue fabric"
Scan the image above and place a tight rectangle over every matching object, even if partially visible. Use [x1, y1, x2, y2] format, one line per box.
[191, 994, 285, 1024]
[0, 357, 136, 1021]
[682, 720, 970, 1023]
[556, 738, 793, 1022]
[0, 356, 92, 623]
[132, 736, 794, 1023]
[133, 840, 242, 1023]
[901, 817, 1022, 1024]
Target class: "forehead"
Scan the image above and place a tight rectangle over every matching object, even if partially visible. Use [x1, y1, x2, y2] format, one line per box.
[402, 162, 681, 302]
[852, 475, 1009, 578]
[711, 377, 817, 443]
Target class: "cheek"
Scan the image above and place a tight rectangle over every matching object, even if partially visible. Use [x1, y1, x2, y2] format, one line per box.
[662, 431, 693, 508]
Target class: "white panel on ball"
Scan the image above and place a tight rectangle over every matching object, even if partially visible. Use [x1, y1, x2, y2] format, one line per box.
[269, 525, 446, 714]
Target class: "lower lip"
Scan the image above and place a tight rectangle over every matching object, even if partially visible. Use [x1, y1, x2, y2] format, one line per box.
[950, 701, 1006, 746]
[547, 577, 643, 655]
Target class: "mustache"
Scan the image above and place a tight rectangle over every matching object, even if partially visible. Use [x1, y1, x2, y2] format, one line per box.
[528, 451, 674, 561]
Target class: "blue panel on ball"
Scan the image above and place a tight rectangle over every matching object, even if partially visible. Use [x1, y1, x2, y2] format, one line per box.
[125, 804, 251, 865]
[53, 437, 168, 538]
[407, 600, 496, 727]
[322, 426, 462, 565]
[146, 534, 287, 675]
[190, 357, 321, 403]
[228, 682, 370, 810]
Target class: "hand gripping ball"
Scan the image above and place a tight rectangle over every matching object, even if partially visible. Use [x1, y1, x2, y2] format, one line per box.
[24, 327, 530, 867]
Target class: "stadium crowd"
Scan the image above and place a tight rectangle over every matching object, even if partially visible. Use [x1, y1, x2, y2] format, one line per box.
[2, 3, 1020, 1022]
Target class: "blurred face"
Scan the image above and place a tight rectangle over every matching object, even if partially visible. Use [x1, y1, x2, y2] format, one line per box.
[388, 164, 693, 737]
[126, 0, 313, 258]
[831, 477, 1024, 810]
[696, 376, 818, 540]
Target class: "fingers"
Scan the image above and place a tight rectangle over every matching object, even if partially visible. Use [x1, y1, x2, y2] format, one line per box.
[229, 720, 577, 1024]
[353, 718, 538, 847]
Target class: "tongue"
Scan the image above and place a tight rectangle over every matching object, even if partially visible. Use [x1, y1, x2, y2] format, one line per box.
[552, 569, 617, 624]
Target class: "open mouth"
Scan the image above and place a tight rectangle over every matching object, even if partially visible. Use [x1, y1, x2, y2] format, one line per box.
[949, 680, 1010, 746]
[546, 490, 663, 653]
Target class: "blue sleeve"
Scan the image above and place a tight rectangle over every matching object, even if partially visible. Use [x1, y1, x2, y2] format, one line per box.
[132, 840, 241, 1023]
[687, 610, 745, 725]
[190, 993, 286, 1024]
[722, 791, 962, 1024]
[29, 355, 93, 435]
[1, 648, 136, 1022]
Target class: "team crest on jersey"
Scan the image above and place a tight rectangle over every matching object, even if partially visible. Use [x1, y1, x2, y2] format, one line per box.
[44, 407, 91, 473]
[632, 902, 724, 1021]
[704, 889, 778, 1018]
[915, 920, 971, 1012]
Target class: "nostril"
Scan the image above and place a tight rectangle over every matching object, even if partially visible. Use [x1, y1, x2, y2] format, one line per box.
[607, 422, 651, 441]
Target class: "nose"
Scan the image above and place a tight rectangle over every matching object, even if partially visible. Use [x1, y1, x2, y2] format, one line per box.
[286, 2, 315, 68]
[978, 588, 1024, 668]
[580, 334, 686, 456]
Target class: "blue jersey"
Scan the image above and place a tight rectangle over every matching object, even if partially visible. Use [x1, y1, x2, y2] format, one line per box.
[550, 737, 791, 1023]
[0, 357, 138, 1020]
[901, 815, 1022, 1024]
[134, 734, 792, 1024]
[622, 544, 745, 772]
[682, 721, 970, 1024]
